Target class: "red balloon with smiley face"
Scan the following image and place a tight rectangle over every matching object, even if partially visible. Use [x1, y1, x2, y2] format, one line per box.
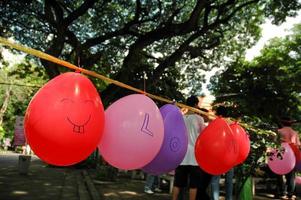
[24, 72, 105, 166]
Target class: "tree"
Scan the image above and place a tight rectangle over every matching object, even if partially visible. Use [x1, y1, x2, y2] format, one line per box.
[209, 23, 301, 124]
[208, 24, 301, 198]
[0, 0, 300, 105]
[0, 50, 47, 140]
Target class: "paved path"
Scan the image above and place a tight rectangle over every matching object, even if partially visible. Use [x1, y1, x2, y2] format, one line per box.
[88, 168, 301, 200]
[1, 151, 300, 200]
[0, 151, 88, 200]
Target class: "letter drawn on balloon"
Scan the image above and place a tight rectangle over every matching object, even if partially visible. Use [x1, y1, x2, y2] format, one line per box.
[141, 113, 153, 137]
[170, 137, 181, 152]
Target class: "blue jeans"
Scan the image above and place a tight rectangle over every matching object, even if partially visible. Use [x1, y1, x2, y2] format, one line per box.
[211, 168, 234, 200]
[144, 174, 159, 191]
[277, 170, 296, 197]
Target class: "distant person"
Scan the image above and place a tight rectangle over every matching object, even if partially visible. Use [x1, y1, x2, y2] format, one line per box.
[199, 108, 210, 125]
[196, 107, 213, 200]
[3, 138, 11, 151]
[144, 173, 161, 194]
[172, 95, 209, 200]
[211, 106, 234, 200]
[275, 117, 300, 200]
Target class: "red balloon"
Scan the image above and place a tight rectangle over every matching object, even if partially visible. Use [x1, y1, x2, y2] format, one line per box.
[289, 143, 301, 163]
[230, 122, 250, 165]
[24, 72, 105, 166]
[195, 118, 238, 175]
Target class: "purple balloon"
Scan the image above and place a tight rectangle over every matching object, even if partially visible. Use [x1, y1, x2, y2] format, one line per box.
[159, 104, 180, 119]
[142, 104, 188, 175]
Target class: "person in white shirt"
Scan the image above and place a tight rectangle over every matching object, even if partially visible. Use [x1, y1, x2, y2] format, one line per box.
[172, 95, 211, 200]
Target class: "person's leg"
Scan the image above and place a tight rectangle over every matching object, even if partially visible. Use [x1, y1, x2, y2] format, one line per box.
[189, 188, 197, 200]
[225, 168, 234, 200]
[154, 176, 159, 187]
[172, 186, 181, 200]
[276, 174, 286, 197]
[154, 176, 162, 192]
[286, 171, 296, 198]
[196, 168, 212, 200]
[211, 176, 220, 200]
[189, 166, 203, 200]
[178, 187, 187, 200]
[172, 166, 188, 200]
[144, 174, 155, 193]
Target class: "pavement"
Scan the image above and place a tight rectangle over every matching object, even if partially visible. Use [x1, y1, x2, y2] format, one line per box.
[0, 151, 99, 200]
[0, 150, 300, 200]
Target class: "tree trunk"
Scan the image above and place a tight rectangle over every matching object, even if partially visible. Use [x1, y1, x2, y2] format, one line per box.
[0, 85, 12, 125]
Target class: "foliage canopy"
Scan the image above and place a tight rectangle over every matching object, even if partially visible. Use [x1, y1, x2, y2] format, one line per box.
[1, 0, 300, 104]
[209, 23, 301, 124]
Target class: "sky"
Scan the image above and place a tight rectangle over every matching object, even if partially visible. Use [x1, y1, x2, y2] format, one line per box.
[245, 10, 301, 61]
[0, 40, 26, 68]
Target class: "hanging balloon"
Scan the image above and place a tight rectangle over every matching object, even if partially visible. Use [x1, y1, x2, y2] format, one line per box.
[25, 72, 105, 166]
[230, 122, 250, 165]
[159, 104, 180, 119]
[289, 143, 301, 164]
[98, 94, 164, 170]
[195, 117, 238, 175]
[295, 176, 301, 185]
[267, 143, 296, 175]
[142, 104, 188, 175]
[290, 144, 301, 171]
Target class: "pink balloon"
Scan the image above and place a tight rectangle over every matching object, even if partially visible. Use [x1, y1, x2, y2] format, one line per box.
[267, 143, 296, 175]
[98, 94, 164, 170]
[295, 176, 301, 185]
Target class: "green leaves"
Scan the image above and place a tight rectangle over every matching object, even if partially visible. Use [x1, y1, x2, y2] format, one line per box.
[210, 24, 301, 191]
[211, 23, 301, 123]
[1, 0, 300, 103]
[0, 52, 46, 139]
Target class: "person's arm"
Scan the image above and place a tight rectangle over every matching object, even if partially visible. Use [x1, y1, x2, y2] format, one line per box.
[277, 128, 287, 143]
[196, 115, 206, 131]
[293, 129, 301, 147]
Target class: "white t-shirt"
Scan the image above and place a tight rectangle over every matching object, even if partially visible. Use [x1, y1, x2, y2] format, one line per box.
[181, 113, 206, 166]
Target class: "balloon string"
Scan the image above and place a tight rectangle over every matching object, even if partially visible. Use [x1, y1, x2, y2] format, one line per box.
[143, 72, 146, 95]
[0, 37, 276, 135]
[75, 57, 81, 73]
[0, 37, 211, 115]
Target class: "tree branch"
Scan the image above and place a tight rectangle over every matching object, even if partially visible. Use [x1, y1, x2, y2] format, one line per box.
[44, 0, 57, 26]
[186, 37, 220, 59]
[147, 20, 224, 84]
[133, 0, 142, 22]
[203, 4, 212, 27]
[141, 52, 163, 62]
[84, 0, 207, 49]
[187, 0, 208, 29]
[48, 0, 64, 22]
[63, 0, 98, 26]
[217, 0, 259, 24]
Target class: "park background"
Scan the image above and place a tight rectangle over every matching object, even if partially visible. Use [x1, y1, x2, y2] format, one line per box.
[0, 1, 301, 199]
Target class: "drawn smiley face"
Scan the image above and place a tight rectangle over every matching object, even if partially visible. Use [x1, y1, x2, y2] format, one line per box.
[61, 98, 94, 134]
